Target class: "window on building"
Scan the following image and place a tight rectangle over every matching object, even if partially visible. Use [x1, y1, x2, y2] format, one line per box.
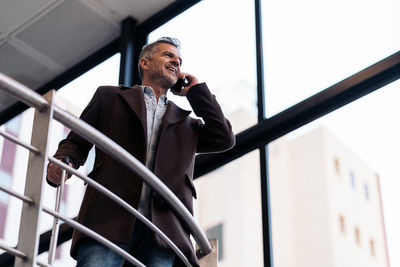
[206, 223, 224, 261]
[354, 227, 361, 245]
[364, 183, 370, 200]
[370, 238, 376, 256]
[0, 170, 11, 204]
[334, 158, 340, 175]
[55, 246, 62, 260]
[349, 171, 356, 190]
[0, 139, 17, 174]
[339, 215, 345, 233]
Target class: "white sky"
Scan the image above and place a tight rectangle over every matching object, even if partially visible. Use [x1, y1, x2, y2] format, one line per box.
[54, 0, 399, 265]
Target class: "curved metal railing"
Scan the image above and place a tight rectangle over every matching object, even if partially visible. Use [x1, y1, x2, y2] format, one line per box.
[0, 72, 211, 266]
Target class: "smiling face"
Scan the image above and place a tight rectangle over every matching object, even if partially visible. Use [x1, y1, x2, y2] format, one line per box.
[141, 42, 182, 88]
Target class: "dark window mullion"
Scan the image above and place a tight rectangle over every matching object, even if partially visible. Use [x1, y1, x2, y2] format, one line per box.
[255, 0, 274, 266]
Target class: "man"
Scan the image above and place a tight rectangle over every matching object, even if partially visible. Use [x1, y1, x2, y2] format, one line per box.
[47, 37, 235, 267]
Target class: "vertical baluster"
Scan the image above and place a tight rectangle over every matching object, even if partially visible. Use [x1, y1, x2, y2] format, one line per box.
[48, 170, 66, 265]
[15, 90, 55, 267]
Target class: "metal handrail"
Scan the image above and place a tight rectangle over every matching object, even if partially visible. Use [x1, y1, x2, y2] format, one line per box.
[49, 157, 191, 266]
[0, 184, 34, 204]
[42, 207, 145, 267]
[0, 242, 57, 267]
[0, 241, 27, 260]
[0, 72, 211, 260]
[0, 129, 40, 154]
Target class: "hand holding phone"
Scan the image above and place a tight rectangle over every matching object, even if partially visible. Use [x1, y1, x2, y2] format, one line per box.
[170, 73, 199, 96]
[171, 77, 185, 93]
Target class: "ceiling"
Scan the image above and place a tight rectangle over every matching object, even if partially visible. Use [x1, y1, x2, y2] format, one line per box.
[0, 0, 177, 119]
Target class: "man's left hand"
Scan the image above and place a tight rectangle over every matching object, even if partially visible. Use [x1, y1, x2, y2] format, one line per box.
[172, 73, 199, 96]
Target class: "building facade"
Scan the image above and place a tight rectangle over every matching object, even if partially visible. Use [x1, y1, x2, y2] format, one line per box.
[269, 127, 389, 267]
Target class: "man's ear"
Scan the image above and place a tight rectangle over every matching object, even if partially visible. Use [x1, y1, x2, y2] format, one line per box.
[139, 58, 149, 71]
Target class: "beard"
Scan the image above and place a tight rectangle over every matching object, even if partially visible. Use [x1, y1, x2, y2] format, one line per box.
[148, 67, 177, 88]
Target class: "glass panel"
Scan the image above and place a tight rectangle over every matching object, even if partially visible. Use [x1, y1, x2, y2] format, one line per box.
[269, 80, 399, 267]
[55, 53, 121, 114]
[195, 150, 263, 266]
[262, 0, 400, 117]
[5, 116, 20, 135]
[149, 0, 258, 133]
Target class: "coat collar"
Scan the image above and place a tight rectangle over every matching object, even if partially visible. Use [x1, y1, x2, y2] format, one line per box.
[118, 84, 192, 136]
[118, 85, 147, 134]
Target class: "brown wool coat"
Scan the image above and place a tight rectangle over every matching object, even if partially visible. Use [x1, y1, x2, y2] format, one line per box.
[52, 83, 235, 266]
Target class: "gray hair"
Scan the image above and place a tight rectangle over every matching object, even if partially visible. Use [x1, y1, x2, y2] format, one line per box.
[138, 37, 181, 79]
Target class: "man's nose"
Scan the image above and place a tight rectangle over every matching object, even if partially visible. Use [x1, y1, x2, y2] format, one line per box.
[171, 58, 180, 67]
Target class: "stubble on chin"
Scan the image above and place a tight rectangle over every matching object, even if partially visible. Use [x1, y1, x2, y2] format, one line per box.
[148, 67, 177, 88]
[163, 71, 178, 88]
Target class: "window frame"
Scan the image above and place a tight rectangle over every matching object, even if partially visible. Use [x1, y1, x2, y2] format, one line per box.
[1, 1, 399, 266]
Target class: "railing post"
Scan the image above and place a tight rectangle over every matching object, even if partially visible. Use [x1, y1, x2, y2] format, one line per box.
[15, 90, 55, 267]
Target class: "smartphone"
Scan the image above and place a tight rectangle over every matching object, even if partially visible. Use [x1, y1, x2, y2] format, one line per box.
[171, 78, 185, 93]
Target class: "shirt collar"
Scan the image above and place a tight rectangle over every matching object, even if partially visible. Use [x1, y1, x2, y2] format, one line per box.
[140, 86, 168, 105]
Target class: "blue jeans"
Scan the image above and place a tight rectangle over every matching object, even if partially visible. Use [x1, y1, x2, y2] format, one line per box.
[76, 220, 175, 267]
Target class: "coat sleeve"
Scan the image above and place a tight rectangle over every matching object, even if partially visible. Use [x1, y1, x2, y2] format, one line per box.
[52, 86, 103, 168]
[186, 83, 235, 153]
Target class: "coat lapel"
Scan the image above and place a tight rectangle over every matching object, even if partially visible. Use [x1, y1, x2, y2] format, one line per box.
[118, 86, 191, 144]
[159, 101, 191, 136]
[118, 85, 147, 138]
